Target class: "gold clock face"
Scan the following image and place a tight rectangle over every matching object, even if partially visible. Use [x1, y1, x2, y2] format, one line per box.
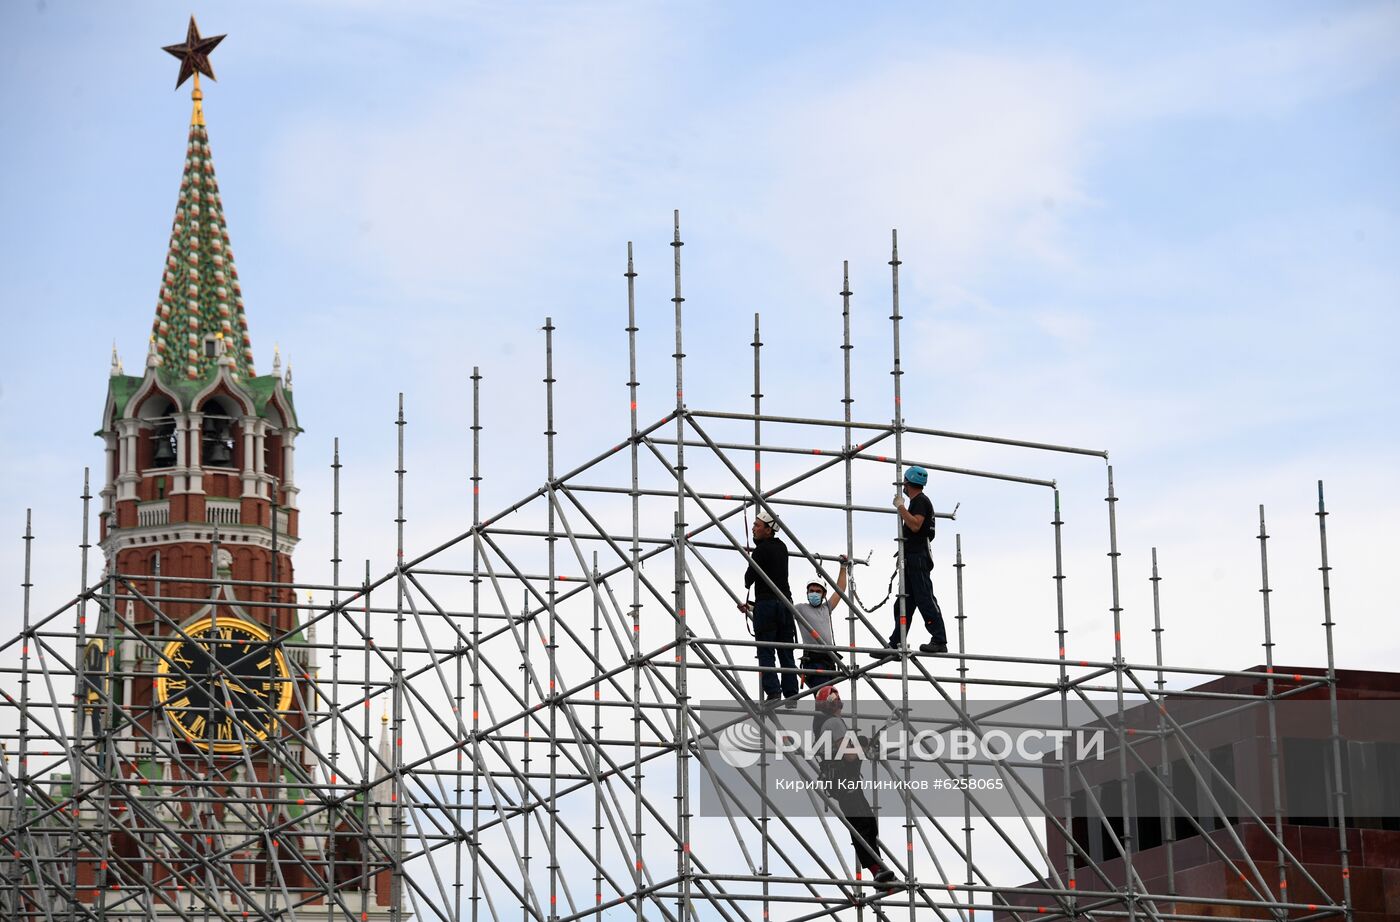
[154, 616, 294, 752]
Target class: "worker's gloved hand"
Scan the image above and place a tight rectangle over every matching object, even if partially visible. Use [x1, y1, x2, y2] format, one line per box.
[893, 494, 906, 512]
[838, 554, 849, 567]
[737, 601, 752, 613]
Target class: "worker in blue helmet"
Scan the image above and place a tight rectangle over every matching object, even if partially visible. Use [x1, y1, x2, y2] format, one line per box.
[878, 465, 947, 656]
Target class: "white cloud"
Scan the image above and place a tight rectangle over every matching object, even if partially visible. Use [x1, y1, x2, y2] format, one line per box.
[264, 3, 673, 302]
[729, 51, 1096, 296]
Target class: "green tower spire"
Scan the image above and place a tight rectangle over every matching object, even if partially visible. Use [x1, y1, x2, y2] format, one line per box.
[150, 76, 254, 384]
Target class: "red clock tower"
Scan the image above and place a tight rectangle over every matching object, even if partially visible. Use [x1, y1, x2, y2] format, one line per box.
[58, 19, 403, 920]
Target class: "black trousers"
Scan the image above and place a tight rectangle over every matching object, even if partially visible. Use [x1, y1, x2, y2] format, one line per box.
[839, 794, 881, 868]
[753, 599, 798, 699]
[888, 554, 947, 646]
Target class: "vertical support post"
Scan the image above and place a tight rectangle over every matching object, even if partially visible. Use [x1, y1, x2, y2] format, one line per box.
[542, 317, 560, 921]
[752, 312, 762, 499]
[100, 556, 117, 908]
[329, 439, 343, 915]
[889, 229, 915, 910]
[591, 550, 603, 914]
[70, 470, 92, 922]
[1150, 547, 1176, 899]
[889, 230, 907, 651]
[670, 209, 692, 919]
[1053, 489, 1076, 908]
[840, 260, 856, 648]
[840, 260, 864, 911]
[359, 560, 371, 922]
[470, 366, 483, 922]
[454, 617, 463, 920]
[955, 534, 973, 903]
[209, 522, 235, 913]
[392, 395, 407, 922]
[1316, 482, 1352, 921]
[18, 511, 34, 904]
[1256, 509, 1286, 915]
[521, 586, 532, 922]
[1105, 466, 1136, 922]
[624, 242, 645, 921]
[752, 310, 771, 920]
[104, 556, 121, 917]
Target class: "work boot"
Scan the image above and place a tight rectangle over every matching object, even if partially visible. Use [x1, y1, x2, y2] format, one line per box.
[872, 866, 897, 893]
[918, 641, 948, 654]
[870, 638, 900, 661]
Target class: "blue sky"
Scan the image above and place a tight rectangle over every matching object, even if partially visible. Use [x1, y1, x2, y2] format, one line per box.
[2, 2, 1398, 676]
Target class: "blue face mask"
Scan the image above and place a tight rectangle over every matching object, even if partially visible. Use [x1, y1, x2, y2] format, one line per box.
[807, 592, 824, 607]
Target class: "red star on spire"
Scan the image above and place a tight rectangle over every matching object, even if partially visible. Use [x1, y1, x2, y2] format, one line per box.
[162, 16, 225, 89]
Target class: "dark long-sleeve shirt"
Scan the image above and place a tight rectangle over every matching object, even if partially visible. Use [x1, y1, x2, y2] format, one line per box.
[744, 536, 791, 601]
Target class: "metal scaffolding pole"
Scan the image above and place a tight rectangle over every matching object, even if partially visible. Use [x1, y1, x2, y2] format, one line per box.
[1317, 482, 1352, 922]
[1149, 547, 1177, 901]
[669, 210, 693, 921]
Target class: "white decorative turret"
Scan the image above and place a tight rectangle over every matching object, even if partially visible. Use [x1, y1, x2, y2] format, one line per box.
[110, 342, 123, 376]
[372, 711, 396, 825]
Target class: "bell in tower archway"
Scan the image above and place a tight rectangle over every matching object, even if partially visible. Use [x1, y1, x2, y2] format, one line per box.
[152, 422, 177, 467]
[202, 417, 234, 467]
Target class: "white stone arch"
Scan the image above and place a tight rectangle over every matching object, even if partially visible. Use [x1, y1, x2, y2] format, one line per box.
[118, 374, 183, 425]
[190, 369, 256, 418]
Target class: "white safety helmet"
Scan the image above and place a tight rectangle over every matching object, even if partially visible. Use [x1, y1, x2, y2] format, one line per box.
[755, 508, 778, 532]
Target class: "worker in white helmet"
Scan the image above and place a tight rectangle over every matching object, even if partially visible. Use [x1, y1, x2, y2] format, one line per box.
[739, 507, 798, 704]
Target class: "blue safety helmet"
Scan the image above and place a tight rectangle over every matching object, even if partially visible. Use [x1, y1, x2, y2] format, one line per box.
[903, 466, 929, 487]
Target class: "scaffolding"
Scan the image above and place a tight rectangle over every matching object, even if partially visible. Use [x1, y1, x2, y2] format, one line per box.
[0, 216, 1357, 921]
